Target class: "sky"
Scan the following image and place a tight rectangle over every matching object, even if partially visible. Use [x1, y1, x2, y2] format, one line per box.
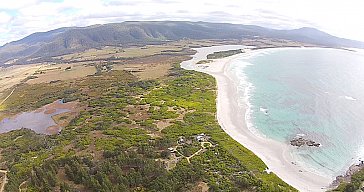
[0, 0, 364, 46]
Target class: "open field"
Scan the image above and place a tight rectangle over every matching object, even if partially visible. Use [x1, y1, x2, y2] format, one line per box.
[111, 54, 186, 80]
[55, 44, 185, 61]
[52, 40, 241, 63]
[113, 63, 172, 80]
[0, 65, 43, 97]
[27, 64, 96, 84]
[169, 38, 313, 49]
[50, 38, 314, 64]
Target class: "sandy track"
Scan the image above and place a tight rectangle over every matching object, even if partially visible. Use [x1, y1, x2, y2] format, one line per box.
[0, 88, 15, 106]
[0, 170, 7, 192]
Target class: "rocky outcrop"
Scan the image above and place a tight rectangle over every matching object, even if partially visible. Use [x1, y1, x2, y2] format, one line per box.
[331, 160, 364, 188]
[290, 137, 320, 147]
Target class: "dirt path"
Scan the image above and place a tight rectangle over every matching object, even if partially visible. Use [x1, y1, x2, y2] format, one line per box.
[0, 170, 8, 192]
[186, 148, 204, 163]
[18, 181, 27, 192]
[185, 142, 212, 163]
[0, 88, 15, 106]
[13, 135, 23, 142]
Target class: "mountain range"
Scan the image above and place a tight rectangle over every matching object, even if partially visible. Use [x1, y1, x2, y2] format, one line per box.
[1, 21, 363, 65]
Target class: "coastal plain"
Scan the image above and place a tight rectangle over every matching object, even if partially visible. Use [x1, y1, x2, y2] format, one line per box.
[0, 39, 307, 192]
[0, 37, 359, 192]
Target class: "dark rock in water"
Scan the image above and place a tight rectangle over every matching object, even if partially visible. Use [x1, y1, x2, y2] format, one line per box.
[306, 140, 320, 147]
[290, 137, 305, 147]
[290, 137, 320, 147]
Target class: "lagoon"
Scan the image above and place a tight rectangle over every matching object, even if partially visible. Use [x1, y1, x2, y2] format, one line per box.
[0, 100, 74, 134]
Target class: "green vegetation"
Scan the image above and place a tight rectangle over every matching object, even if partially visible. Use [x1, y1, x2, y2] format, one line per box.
[332, 169, 364, 192]
[0, 60, 296, 191]
[196, 59, 213, 64]
[206, 49, 243, 59]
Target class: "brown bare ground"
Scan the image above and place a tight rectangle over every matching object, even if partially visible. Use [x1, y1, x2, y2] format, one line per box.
[46, 125, 62, 135]
[42, 100, 81, 134]
[53, 111, 78, 127]
[124, 105, 150, 121]
[0, 170, 7, 192]
[190, 181, 209, 192]
[44, 108, 57, 115]
[113, 62, 172, 80]
[0, 64, 44, 97]
[155, 120, 173, 131]
[45, 100, 79, 111]
[27, 64, 96, 84]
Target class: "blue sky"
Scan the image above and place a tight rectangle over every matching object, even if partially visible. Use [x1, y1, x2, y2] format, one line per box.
[1, 0, 364, 46]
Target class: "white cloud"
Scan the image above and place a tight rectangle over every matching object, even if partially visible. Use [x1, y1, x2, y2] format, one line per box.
[0, 0, 41, 10]
[0, 0, 364, 45]
[0, 12, 12, 24]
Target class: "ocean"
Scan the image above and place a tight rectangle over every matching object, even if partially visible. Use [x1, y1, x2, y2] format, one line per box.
[228, 48, 364, 178]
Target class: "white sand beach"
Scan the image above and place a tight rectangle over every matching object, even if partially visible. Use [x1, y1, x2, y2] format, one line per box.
[181, 45, 333, 192]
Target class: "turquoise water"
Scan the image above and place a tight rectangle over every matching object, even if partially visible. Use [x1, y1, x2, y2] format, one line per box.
[229, 48, 364, 177]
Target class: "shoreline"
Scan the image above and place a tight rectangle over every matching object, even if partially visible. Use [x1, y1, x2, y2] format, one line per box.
[181, 45, 333, 191]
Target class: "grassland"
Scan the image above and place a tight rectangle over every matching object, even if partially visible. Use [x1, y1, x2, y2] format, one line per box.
[0, 65, 43, 97]
[0, 63, 95, 118]
[54, 39, 242, 60]
[112, 63, 172, 80]
[51, 39, 242, 64]
[55, 45, 185, 62]
[27, 64, 96, 84]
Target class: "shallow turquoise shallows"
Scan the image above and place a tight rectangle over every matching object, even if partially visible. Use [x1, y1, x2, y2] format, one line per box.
[229, 48, 364, 177]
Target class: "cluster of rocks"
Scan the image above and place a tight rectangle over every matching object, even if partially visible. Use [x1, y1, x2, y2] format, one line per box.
[290, 137, 320, 147]
[331, 160, 364, 188]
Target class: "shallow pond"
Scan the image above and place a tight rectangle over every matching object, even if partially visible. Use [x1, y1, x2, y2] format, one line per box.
[0, 100, 74, 134]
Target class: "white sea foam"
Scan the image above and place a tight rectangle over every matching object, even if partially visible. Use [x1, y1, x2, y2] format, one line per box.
[351, 145, 364, 167]
[340, 95, 357, 101]
[243, 82, 262, 137]
[231, 52, 334, 180]
[296, 133, 306, 137]
[232, 57, 274, 140]
[226, 58, 266, 139]
[344, 96, 357, 101]
[259, 107, 269, 115]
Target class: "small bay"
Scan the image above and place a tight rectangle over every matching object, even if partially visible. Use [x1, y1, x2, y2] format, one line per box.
[229, 48, 364, 177]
